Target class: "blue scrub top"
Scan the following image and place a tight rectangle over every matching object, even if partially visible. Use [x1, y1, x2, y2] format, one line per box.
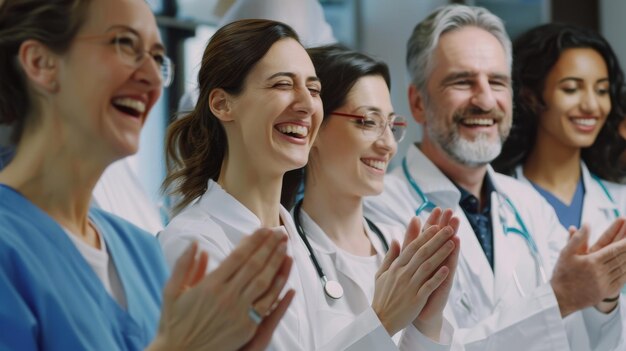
[530, 179, 585, 229]
[0, 184, 169, 350]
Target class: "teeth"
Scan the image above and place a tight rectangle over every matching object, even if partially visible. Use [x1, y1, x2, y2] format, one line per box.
[113, 97, 146, 114]
[277, 124, 308, 137]
[362, 159, 386, 171]
[462, 118, 494, 126]
[571, 118, 597, 127]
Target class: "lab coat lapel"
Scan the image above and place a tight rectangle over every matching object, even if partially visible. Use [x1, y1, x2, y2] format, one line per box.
[406, 147, 495, 303]
[198, 181, 262, 242]
[490, 177, 522, 300]
[456, 211, 495, 303]
[199, 181, 309, 346]
[580, 163, 619, 237]
[299, 210, 371, 305]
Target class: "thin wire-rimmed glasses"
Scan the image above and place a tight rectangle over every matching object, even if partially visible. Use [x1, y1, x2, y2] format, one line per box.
[331, 111, 407, 142]
[75, 29, 174, 87]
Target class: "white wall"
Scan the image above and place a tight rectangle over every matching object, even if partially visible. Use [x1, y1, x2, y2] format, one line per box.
[600, 0, 626, 74]
[360, 0, 447, 168]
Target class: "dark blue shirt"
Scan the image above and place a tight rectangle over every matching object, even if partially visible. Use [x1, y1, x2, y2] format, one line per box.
[455, 175, 496, 270]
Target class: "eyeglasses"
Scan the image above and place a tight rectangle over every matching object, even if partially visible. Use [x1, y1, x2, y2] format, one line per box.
[331, 111, 407, 142]
[76, 30, 174, 87]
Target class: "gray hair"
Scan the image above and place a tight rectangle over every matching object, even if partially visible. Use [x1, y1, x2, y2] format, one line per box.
[406, 4, 512, 92]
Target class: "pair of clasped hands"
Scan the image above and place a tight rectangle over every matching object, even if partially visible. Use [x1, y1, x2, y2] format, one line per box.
[150, 208, 460, 350]
[552, 217, 626, 316]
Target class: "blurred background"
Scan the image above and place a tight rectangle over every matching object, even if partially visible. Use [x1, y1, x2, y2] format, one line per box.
[124, 0, 626, 214]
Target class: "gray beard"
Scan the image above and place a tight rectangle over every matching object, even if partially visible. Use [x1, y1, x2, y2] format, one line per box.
[426, 124, 502, 168]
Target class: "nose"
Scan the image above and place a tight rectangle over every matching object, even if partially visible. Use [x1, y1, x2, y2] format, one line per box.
[580, 89, 601, 114]
[375, 124, 397, 155]
[132, 55, 164, 89]
[470, 78, 497, 112]
[292, 85, 316, 116]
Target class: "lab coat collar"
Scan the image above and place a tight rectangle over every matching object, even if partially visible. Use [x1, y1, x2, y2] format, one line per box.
[581, 162, 619, 212]
[403, 145, 461, 209]
[197, 179, 296, 238]
[404, 146, 510, 303]
[297, 209, 387, 256]
[297, 209, 383, 306]
[514, 163, 618, 215]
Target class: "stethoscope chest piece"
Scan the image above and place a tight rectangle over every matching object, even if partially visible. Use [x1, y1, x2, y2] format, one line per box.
[324, 278, 344, 299]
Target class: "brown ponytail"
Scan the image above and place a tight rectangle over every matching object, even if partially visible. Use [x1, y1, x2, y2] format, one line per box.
[163, 19, 300, 213]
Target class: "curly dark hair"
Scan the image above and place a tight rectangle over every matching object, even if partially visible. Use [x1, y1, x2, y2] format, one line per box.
[492, 23, 626, 182]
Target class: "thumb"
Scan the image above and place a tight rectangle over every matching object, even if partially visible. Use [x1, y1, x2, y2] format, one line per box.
[562, 224, 590, 257]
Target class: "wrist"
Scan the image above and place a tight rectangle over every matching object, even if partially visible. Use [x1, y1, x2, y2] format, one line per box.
[371, 305, 398, 336]
[413, 316, 443, 342]
[596, 296, 620, 314]
[551, 281, 576, 317]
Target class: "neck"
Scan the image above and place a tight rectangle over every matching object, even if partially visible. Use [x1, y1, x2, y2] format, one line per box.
[218, 155, 283, 227]
[419, 138, 487, 200]
[523, 130, 581, 203]
[0, 123, 107, 239]
[301, 171, 373, 256]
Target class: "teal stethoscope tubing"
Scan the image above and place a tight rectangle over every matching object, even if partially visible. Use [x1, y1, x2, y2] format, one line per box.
[591, 173, 621, 218]
[590, 174, 625, 294]
[402, 157, 547, 286]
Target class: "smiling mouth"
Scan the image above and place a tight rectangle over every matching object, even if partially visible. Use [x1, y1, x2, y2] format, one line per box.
[361, 158, 386, 171]
[459, 118, 496, 127]
[275, 124, 309, 139]
[112, 97, 146, 118]
[570, 118, 598, 127]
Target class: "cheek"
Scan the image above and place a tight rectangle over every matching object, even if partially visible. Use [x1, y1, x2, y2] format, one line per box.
[600, 98, 611, 117]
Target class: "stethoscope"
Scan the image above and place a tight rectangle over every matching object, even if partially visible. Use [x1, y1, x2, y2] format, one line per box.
[590, 173, 621, 218]
[402, 157, 548, 296]
[402, 158, 437, 216]
[293, 200, 389, 299]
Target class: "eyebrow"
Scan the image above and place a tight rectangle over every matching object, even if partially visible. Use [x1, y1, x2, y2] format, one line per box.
[357, 105, 396, 118]
[441, 71, 511, 86]
[106, 24, 165, 51]
[267, 72, 320, 83]
[558, 77, 610, 84]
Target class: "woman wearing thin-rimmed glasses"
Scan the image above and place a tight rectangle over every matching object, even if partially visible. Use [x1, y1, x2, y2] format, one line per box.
[283, 44, 461, 347]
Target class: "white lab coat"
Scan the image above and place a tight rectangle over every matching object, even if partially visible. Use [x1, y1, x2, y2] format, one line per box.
[513, 162, 626, 242]
[159, 179, 439, 351]
[514, 162, 626, 349]
[364, 145, 623, 351]
[296, 209, 454, 350]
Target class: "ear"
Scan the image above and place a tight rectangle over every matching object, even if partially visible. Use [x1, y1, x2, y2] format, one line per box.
[408, 84, 426, 124]
[209, 88, 234, 122]
[17, 39, 60, 94]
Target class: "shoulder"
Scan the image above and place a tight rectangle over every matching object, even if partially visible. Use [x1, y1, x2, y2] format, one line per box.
[159, 203, 232, 269]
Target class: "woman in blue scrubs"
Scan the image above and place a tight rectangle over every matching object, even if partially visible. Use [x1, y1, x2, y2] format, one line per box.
[0, 0, 292, 350]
